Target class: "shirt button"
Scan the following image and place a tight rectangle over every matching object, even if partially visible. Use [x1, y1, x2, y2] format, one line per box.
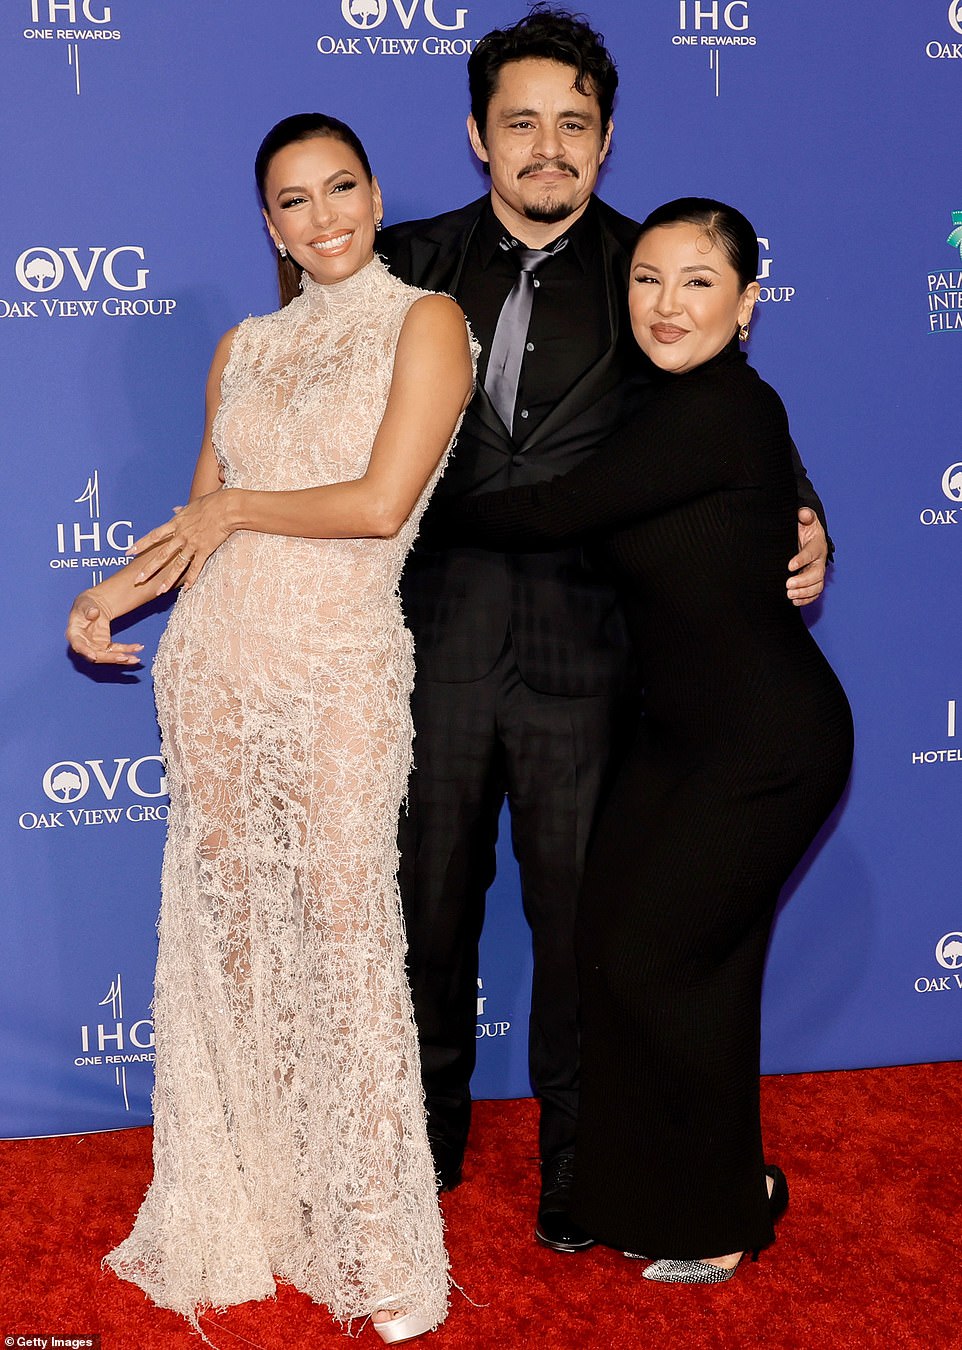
[533, 279, 541, 288]
[519, 409, 529, 419]
[526, 342, 535, 351]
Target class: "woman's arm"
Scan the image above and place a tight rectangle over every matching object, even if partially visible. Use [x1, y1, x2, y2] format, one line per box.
[430, 370, 828, 606]
[65, 326, 236, 665]
[427, 370, 758, 553]
[126, 294, 474, 586]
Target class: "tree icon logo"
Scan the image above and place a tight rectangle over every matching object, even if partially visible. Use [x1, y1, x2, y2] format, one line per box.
[948, 212, 962, 259]
[16, 247, 65, 293]
[42, 760, 91, 803]
[950, 1, 962, 37]
[48, 769, 85, 802]
[936, 932, 962, 969]
[342, 0, 388, 28]
[941, 462, 962, 502]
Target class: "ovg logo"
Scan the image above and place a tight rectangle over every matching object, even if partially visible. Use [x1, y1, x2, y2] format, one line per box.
[476, 975, 510, 1040]
[342, 0, 387, 25]
[16, 246, 148, 294]
[941, 462, 962, 502]
[935, 933, 962, 968]
[42, 757, 167, 804]
[754, 236, 796, 305]
[927, 4, 962, 56]
[340, 0, 467, 29]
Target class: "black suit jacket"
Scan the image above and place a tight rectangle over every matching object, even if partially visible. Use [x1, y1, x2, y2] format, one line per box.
[381, 195, 643, 695]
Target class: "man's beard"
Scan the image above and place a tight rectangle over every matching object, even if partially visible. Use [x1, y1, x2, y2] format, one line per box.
[518, 160, 581, 224]
[522, 195, 580, 224]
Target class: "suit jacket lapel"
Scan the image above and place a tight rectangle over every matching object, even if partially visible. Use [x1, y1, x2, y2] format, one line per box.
[409, 202, 484, 294]
[415, 203, 514, 449]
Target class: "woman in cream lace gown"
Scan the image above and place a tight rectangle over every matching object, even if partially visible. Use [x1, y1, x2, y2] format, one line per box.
[65, 114, 475, 1344]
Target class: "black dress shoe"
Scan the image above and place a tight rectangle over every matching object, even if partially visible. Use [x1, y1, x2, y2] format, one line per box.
[535, 1149, 595, 1253]
[427, 1131, 464, 1193]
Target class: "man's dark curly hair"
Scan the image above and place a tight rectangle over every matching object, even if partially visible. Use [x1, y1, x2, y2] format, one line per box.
[467, 5, 618, 142]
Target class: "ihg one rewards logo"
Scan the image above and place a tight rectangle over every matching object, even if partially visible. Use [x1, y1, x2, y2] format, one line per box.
[318, 0, 477, 57]
[76, 974, 154, 1112]
[1, 244, 176, 320]
[22, 1, 123, 96]
[48, 470, 135, 587]
[671, 1, 757, 97]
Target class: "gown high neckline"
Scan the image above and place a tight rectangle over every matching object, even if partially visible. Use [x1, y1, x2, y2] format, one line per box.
[298, 253, 389, 315]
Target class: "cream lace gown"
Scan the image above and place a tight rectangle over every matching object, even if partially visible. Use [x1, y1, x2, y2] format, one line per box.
[106, 257, 469, 1330]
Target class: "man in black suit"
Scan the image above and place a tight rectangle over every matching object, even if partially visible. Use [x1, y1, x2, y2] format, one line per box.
[380, 7, 827, 1253]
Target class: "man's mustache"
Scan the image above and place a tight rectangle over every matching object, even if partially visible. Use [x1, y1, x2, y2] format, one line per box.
[518, 159, 580, 181]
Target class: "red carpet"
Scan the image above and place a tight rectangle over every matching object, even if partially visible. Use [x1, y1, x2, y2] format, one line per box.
[2, 1062, 960, 1349]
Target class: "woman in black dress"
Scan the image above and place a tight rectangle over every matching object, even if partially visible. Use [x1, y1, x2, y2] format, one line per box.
[446, 199, 853, 1282]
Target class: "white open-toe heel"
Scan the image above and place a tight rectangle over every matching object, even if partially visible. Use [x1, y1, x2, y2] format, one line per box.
[371, 1306, 435, 1345]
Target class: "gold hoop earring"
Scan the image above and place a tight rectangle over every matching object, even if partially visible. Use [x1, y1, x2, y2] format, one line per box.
[738, 321, 750, 342]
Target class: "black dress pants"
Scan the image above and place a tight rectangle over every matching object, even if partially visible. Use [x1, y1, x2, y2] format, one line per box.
[398, 639, 623, 1163]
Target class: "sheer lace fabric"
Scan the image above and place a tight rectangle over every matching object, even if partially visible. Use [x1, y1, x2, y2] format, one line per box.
[106, 257, 474, 1329]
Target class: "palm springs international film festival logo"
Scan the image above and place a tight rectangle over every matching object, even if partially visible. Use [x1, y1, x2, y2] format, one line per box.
[2, 244, 176, 321]
[75, 974, 155, 1111]
[318, 0, 476, 57]
[925, 213, 962, 332]
[915, 933, 962, 995]
[925, 1, 962, 58]
[21, 1, 122, 96]
[670, 2, 757, 98]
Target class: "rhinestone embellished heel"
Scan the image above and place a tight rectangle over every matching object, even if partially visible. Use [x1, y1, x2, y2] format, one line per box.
[642, 1253, 752, 1283]
[641, 1164, 789, 1284]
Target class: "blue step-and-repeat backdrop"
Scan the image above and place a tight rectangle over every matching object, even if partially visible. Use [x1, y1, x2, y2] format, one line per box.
[1, 1, 959, 1138]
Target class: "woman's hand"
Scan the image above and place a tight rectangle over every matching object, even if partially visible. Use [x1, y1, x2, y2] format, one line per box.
[66, 591, 143, 666]
[127, 488, 235, 593]
[786, 507, 828, 607]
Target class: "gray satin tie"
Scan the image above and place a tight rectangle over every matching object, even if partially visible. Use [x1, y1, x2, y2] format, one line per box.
[484, 238, 566, 436]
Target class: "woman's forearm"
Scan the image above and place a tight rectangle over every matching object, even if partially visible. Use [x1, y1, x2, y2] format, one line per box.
[223, 480, 409, 541]
[81, 559, 161, 621]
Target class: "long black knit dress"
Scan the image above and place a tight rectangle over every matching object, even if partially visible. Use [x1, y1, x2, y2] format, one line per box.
[449, 339, 853, 1259]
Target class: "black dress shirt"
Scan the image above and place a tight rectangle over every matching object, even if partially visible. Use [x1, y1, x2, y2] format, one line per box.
[456, 198, 611, 441]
